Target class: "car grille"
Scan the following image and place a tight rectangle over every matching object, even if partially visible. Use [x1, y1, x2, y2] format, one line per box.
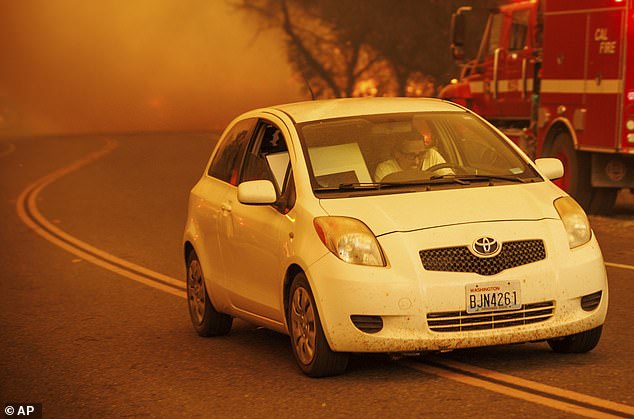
[419, 240, 546, 276]
[426, 301, 555, 332]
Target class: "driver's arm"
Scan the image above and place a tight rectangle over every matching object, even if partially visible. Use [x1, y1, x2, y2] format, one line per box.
[422, 149, 454, 175]
[375, 159, 398, 182]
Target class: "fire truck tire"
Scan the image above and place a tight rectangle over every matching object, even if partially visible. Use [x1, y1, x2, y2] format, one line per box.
[588, 188, 617, 215]
[546, 132, 592, 209]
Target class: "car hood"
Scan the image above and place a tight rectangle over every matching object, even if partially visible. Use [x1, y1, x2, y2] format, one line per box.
[318, 183, 565, 236]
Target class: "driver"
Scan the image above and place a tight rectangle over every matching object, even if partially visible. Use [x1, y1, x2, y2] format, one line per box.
[375, 134, 452, 181]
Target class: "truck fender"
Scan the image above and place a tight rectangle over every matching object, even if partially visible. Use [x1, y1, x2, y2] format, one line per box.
[540, 117, 578, 156]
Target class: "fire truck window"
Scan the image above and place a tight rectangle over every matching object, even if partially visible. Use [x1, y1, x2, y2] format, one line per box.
[487, 14, 504, 55]
[509, 10, 530, 51]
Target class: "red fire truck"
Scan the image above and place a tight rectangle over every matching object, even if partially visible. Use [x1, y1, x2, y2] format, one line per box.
[440, 0, 634, 213]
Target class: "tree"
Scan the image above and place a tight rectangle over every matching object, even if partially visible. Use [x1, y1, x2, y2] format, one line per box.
[235, 0, 382, 98]
[233, 0, 499, 98]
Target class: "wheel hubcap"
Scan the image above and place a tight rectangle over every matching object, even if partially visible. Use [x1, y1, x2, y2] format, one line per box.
[290, 287, 316, 365]
[187, 259, 206, 324]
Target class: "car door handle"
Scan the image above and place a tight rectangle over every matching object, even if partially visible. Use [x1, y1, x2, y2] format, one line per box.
[220, 202, 232, 213]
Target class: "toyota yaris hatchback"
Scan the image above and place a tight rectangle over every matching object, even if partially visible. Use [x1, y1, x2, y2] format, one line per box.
[183, 98, 608, 377]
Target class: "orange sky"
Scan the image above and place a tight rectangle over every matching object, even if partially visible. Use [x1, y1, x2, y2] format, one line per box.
[0, 0, 305, 136]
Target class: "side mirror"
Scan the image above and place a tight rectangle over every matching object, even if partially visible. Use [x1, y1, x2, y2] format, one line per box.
[238, 180, 277, 205]
[450, 7, 471, 61]
[535, 158, 564, 180]
[452, 45, 465, 62]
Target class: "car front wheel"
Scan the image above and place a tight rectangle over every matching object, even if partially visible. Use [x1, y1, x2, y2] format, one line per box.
[288, 273, 348, 377]
[186, 250, 232, 337]
[547, 326, 602, 353]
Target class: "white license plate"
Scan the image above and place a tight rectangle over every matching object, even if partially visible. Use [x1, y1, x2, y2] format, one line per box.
[466, 281, 521, 314]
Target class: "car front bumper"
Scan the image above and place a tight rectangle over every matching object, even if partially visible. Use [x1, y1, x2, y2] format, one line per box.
[305, 220, 608, 353]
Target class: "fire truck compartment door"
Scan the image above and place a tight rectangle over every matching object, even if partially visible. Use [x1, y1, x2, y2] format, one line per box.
[585, 9, 624, 149]
[543, 8, 624, 150]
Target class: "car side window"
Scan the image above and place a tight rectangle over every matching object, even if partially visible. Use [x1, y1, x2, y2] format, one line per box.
[241, 121, 295, 213]
[208, 118, 256, 185]
[241, 122, 291, 192]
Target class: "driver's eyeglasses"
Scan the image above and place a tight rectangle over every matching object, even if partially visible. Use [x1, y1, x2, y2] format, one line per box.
[397, 150, 426, 160]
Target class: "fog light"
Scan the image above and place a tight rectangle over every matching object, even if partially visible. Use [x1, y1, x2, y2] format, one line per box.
[350, 315, 383, 333]
[581, 291, 602, 311]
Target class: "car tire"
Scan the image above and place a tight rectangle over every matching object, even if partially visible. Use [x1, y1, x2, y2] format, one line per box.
[547, 325, 602, 353]
[287, 273, 349, 377]
[186, 250, 232, 337]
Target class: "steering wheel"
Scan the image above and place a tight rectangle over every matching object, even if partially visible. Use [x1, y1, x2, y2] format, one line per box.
[422, 162, 459, 174]
[380, 168, 426, 182]
[474, 145, 501, 167]
[380, 164, 460, 182]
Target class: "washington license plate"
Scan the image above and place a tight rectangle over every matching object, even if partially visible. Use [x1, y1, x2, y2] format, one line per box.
[466, 281, 521, 314]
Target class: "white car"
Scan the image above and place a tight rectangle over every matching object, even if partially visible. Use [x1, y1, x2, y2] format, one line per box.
[183, 97, 608, 377]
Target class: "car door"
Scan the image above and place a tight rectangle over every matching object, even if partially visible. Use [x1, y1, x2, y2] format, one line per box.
[196, 118, 255, 304]
[218, 118, 296, 323]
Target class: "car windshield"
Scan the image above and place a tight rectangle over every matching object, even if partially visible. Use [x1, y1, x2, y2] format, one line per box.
[297, 112, 542, 196]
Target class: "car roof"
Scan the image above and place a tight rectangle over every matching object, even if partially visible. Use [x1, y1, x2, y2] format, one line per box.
[268, 97, 465, 124]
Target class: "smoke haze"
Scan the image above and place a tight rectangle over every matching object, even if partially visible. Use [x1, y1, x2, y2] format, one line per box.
[0, 0, 304, 136]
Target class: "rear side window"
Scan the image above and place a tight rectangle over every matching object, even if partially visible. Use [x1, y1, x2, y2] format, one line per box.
[208, 118, 256, 185]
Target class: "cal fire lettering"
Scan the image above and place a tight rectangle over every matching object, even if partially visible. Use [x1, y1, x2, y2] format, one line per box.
[595, 28, 616, 54]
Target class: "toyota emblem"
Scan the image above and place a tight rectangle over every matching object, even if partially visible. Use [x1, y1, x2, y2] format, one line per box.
[471, 237, 501, 257]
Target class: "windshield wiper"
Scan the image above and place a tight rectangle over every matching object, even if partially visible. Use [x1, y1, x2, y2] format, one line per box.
[315, 175, 528, 193]
[415, 176, 469, 185]
[315, 182, 387, 192]
[431, 174, 528, 184]
[315, 179, 465, 192]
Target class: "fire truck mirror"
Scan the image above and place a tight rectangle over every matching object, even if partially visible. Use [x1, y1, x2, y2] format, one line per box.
[451, 13, 466, 48]
[450, 6, 472, 60]
[452, 45, 465, 61]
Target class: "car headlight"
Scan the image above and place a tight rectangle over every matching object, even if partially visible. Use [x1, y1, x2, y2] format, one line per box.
[554, 196, 591, 249]
[313, 216, 386, 266]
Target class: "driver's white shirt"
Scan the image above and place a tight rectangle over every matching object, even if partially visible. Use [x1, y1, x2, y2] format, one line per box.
[375, 147, 450, 181]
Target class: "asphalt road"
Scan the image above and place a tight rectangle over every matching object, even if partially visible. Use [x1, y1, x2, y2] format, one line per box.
[1, 134, 633, 418]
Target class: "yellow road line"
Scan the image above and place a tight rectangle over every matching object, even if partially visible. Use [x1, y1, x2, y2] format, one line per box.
[15, 138, 186, 299]
[605, 262, 634, 272]
[429, 357, 634, 417]
[404, 361, 625, 418]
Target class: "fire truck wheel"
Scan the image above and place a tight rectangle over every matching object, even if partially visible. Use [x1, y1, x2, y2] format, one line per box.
[546, 132, 592, 209]
[589, 188, 617, 215]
